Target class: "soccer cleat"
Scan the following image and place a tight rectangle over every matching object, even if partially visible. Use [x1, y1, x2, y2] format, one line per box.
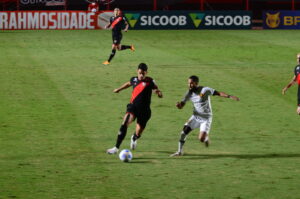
[130, 135, 137, 150]
[106, 147, 119, 154]
[102, 61, 110, 65]
[130, 45, 135, 51]
[170, 151, 183, 157]
[204, 138, 209, 147]
[205, 140, 209, 147]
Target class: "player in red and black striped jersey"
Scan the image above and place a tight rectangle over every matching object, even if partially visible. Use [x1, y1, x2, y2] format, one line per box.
[106, 63, 163, 154]
[102, 8, 135, 65]
[282, 53, 300, 115]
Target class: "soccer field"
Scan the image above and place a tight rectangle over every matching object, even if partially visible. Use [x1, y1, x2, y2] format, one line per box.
[1, 30, 300, 199]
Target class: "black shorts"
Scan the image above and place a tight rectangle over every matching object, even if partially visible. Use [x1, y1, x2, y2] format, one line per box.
[126, 104, 151, 128]
[112, 33, 122, 45]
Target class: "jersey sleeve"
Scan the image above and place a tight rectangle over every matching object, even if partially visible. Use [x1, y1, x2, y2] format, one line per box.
[201, 87, 215, 97]
[130, 77, 135, 86]
[295, 65, 300, 75]
[151, 79, 158, 90]
[109, 17, 114, 24]
[295, 66, 300, 85]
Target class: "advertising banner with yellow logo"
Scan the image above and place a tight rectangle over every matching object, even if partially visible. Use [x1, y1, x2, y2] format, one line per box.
[263, 11, 300, 29]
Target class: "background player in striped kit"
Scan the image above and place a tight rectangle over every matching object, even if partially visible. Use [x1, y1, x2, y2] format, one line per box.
[282, 53, 300, 115]
[103, 8, 135, 65]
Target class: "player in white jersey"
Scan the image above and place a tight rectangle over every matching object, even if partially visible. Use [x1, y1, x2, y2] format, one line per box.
[170, 75, 240, 157]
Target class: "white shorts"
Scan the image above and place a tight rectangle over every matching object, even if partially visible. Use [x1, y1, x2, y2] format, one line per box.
[185, 115, 212, 133]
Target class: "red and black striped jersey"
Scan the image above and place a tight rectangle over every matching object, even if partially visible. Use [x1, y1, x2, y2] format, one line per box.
[109, 16, 126, 34]
[295, 65, 300, 85]
[129, 76, 158, 108]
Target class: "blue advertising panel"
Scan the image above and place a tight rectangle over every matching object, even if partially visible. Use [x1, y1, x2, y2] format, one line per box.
[124, 11, 252, 30]
[263, 11, 300, 29]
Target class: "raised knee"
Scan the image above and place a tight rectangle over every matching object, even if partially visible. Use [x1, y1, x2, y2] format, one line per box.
[183, 125, 192, 135]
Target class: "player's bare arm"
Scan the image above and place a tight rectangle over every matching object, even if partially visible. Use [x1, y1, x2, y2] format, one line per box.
[218, 92, 240, 101]
[124, 21, 129, 32]
[104, 21, 111, 29]
[113, 82, 131, 93]
[282, 75, 296, 95]
[104, 24, 110, 29]
[154, 89, 163, 98]
[176, 101, 185, 109]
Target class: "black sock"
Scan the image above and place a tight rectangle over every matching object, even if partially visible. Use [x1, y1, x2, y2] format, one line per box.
[132, 133, 140, 141]
[116, 124, 127, 148]
[120, 45, 131, 50]
[108, 49, 116, 62]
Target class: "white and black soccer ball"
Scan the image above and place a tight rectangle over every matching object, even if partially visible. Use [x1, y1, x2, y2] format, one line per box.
[119, 149, 133, 162]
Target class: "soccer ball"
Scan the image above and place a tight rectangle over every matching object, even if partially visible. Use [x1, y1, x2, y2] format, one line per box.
[119, 149, 133, 162]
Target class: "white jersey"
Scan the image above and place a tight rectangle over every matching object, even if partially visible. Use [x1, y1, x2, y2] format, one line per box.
[182, 86, 215, 117]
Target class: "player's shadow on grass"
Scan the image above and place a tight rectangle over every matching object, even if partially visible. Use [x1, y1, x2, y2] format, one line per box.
[157, 151, 300, 160]
[186, 153, 300, 159]
[129, 160, 153, 164]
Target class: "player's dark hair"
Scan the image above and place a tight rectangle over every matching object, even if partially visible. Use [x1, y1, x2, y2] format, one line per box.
[189, 75, 199, 83]
[138, 63, 148, 71]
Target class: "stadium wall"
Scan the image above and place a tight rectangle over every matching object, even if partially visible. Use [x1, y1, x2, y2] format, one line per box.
[0, 10, 252, 30]
[263, 10, 300, 29]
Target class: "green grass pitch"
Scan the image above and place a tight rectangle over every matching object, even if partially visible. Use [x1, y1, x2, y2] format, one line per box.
[1, 29, 300, 199]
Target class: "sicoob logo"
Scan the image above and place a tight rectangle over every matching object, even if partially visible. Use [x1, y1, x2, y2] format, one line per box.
[124, 13, 140, 28]
[189, 13, 205, 28]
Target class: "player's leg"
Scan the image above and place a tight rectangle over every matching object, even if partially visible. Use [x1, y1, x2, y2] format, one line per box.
[120, 45, 131, 50]
[130, 109, 151, 150]
[198, 117, 212, 147]
[170, 116, 197, 157]
[116, 113, 135, 147]
[107, 112, 135, 154]
[170, 125, 192, 157]
[103, 34, 118, 65]
[130, 123, 144, 150]
[108, 44, 117, 62]
[117, 34, 135, 51]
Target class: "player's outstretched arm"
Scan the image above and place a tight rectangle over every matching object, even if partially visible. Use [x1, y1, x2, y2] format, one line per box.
[113, 82, 131, 93]
[154, 89, 163, 98]
[218, 92, 240, 101]
[282, 75, 296, 95]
